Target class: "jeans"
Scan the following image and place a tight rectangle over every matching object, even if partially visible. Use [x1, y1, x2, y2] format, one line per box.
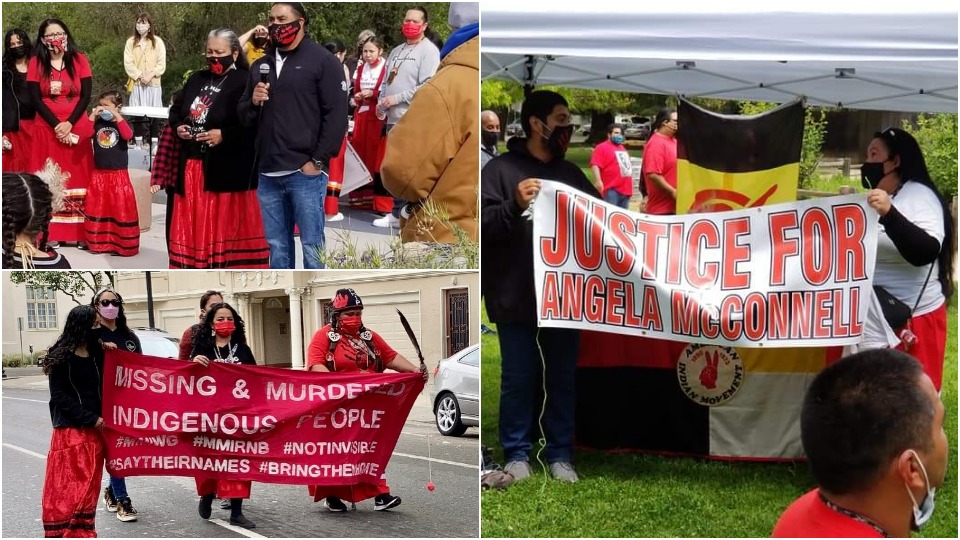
[603, 190, 632, 209]
[109, 475, 128, 500]
[257, 170, 328, 269]
[497, 322, 580, 464]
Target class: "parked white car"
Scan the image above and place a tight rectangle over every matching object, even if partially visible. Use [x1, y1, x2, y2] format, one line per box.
[430, 344, 480, 436]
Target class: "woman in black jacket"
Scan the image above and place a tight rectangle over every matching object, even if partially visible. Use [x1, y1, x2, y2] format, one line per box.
[189, 302, 257, 529]
[167, 28, 268, 269]
[41, 305, 106, 537]
[2, 28, 36, 172]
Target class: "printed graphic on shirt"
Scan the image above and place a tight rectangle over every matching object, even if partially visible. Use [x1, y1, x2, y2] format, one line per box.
[96, 127, 120, 149]
[125, 340, 137, 352]
[615, 150, 632, 177]
[189, 94, 212, 126]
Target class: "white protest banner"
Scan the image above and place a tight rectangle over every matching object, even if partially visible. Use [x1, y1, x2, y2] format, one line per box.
[533, 180, 878, 347]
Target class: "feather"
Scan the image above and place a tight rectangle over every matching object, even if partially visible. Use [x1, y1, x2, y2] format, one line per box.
[32, 158, 70, 212]
[396, 309, 425, 367]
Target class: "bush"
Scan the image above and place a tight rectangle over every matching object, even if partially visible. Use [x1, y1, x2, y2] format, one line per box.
[2, 353, 44, 367]
[903, 114, 958, 199]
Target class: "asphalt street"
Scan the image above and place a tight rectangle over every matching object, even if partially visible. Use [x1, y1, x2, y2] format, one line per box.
[1, 371, 479, 538]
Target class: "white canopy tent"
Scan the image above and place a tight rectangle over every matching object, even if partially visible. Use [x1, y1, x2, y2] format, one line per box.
[481, 1, 959, 113]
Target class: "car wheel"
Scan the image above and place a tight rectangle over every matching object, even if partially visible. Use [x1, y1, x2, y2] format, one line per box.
[435, 392, 467, 436]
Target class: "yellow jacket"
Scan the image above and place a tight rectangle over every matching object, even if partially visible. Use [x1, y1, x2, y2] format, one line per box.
[381, 36, 479, 244]
[123, 36, 166, 88]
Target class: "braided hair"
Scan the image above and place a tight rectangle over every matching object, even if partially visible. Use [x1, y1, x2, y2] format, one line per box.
[2, 173, 54, 269]
[44, 305, 101, 375]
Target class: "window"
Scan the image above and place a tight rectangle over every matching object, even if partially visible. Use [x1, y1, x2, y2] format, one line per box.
[26, 286, 58, 330]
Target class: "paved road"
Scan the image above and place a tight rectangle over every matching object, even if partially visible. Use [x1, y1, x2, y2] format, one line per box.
[1, 378, 479, 538]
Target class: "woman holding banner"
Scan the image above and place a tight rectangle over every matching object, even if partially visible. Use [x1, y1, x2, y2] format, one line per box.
[190, 302, 257, 529]
[40, 304, 105, 538]
[91, 288, 141, 523]
[304, 288, 427, 512]
[862, 127, 953, 391]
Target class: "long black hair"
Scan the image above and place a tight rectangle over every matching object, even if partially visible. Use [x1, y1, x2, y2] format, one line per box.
[192, 302, 247, 354]
[652, 107, 676, 132]
[409, 5, 443, 49]
[875, 127, 955, 299]
[2, 173, 54, 269]
[3, 28, 32, 71]
[34, 19, 82, 80]
[43, 305, 101, 375]
[91, 287, 133, 334]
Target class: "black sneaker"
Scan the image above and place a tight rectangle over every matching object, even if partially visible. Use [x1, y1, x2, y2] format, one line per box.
[229, 514, 256, 529]
[374, 494, 401, 511]
[323, 497, 348, 512]
[198, 494, 214, 520]
[116, 497, 138, 522]
[103, 486, 118, 513]
[219, 498, 231, 510]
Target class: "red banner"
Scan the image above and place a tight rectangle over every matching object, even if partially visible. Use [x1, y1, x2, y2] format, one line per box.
[102, 350, 423, 485]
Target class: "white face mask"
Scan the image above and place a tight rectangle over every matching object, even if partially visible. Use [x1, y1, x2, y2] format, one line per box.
[904, 450, 937, 531]
[136, 24, 150, 36]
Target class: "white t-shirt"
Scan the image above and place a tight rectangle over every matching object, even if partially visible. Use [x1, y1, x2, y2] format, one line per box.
[356, 60, 386, 114]
[873, 180, 945, 316]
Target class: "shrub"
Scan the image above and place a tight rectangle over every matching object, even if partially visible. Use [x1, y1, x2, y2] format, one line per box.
[903, 114, 958, 199]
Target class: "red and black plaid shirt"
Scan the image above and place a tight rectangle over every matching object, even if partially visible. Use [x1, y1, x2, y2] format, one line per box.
[150, 124, 181, 189]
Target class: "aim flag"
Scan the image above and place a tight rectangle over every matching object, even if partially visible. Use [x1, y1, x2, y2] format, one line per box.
[675, 97, 803, 215]
[575, 98, 837, 460]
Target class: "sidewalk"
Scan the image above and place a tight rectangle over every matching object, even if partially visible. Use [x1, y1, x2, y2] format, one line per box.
[59, 194, 401, 269]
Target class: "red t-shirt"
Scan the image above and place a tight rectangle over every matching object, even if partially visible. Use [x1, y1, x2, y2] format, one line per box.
[26, 53, 92, 119]
[589, 140, 633, 197]
[306, 325, 398, 373]
[772, 489, 886, 538]
[642, 131, 678, 215]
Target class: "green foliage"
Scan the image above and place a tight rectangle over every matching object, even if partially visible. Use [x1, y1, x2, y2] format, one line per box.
[481, 79, 522, 110]
[903, 114, 959, 199]
[2, 2, 452, 103]
[9, 271, 106, 305]
[739, 101, 828, 190]
[2, 353, 44, 368]
[480, 299, 959, 538]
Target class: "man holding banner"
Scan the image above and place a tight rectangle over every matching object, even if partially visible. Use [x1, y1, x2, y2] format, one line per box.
[481, 90, 599, 483]
[305, 288, 427, 511]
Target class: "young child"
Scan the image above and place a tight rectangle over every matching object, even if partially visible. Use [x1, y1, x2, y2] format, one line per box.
[81, 90, 140, 256]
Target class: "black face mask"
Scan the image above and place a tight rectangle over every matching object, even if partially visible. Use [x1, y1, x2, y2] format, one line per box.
[482, 130, 499, 150]
[538, 120, 574, 159]
[860, 161, 892, 190]
[9, 45, 27, 59]
[207, 55, 234, 76]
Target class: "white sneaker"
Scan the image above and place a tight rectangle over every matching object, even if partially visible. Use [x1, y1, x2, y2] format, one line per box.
[326, 212, 344, 222]
[372, 214, 400, 228]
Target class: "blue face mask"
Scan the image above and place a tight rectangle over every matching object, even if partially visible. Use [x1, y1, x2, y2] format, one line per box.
[905, 450, 936, 531]
[99, 110, 114, 122]
[611, 134, 625, 145]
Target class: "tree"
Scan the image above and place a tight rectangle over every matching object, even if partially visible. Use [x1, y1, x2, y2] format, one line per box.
[739, 101, 828, 190]
[903, 114, 958, 199]
[9, 271, 109, 305]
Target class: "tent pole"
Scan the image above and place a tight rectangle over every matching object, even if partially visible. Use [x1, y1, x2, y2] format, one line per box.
[524, 55, 535, 97]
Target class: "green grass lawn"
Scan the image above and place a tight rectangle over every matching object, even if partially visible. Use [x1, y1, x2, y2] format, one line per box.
[480, 298, 958, 538]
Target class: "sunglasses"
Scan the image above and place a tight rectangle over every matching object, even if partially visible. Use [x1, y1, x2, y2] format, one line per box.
[98, 299, 121, 307]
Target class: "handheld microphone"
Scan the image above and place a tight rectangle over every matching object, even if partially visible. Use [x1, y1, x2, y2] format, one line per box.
[259, 63, 270, 85]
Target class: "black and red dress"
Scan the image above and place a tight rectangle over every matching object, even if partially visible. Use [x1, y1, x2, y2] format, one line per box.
[78, 115, 139, 256]
[168, 66, 269, 268]
[347, 59, 387, 211]
[2, 66, 37, 172]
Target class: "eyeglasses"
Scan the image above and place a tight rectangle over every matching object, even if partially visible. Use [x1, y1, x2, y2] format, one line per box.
[44, 32, 67, 39]
[98, 299, 121, 307]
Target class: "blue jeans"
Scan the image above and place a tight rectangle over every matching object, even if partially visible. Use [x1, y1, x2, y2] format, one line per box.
[109, 475, 128, 500]
[257, 170, 328, 269]
[604, 190, 631, 209]
[497, 322, 579, 464]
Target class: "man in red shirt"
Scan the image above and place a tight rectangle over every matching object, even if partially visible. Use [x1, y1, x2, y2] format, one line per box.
[641, 108, 678, 215]
[589, 123, 633, 209]
[772, 349, 947, 538]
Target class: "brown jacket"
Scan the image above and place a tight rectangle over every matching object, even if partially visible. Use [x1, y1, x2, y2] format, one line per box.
[381, 36, 479, 244]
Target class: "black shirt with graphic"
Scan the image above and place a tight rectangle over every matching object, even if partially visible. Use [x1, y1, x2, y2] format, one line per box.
[92, 118, 129, 170]
[97, 326, 142, 354]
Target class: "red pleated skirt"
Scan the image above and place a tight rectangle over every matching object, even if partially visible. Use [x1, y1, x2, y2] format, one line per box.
[347, 108, 385, 210]
[84, 169, 140, 256]
[195, 478, 252, 499]
[168, 159, 270, 268]
[2, 119, 35, 172]
[307, 477, 389, 504]
[41, 427, 104, 538]
[32, 120, 94, 243]
[897, 303, 948, 391]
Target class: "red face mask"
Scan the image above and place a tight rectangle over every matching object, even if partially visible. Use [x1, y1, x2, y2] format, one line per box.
[339, 315, 362, 335]
[44, 36, 67, 52]
[214, 320, 235, 338]
[402, 22, 423, 39]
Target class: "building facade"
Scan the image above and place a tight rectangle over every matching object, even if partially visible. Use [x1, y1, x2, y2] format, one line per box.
[2, 271, 480, 370]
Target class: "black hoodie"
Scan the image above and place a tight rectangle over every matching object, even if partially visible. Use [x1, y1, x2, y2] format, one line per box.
[481, 136, 600, 323]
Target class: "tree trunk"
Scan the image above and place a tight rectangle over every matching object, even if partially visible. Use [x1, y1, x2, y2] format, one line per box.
[586, 111, 614, 146]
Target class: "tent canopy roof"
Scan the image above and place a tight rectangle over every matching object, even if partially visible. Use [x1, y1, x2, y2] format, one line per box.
[481, 1, 959, 113]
